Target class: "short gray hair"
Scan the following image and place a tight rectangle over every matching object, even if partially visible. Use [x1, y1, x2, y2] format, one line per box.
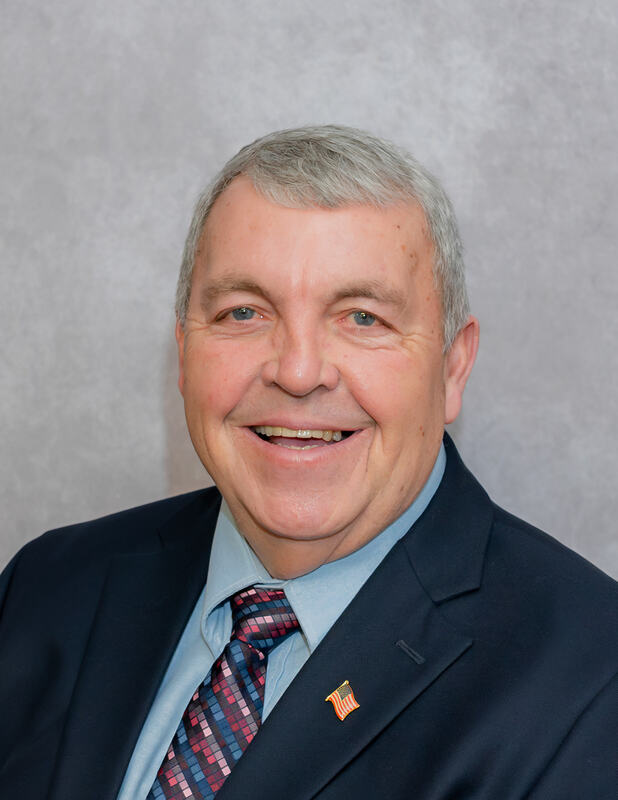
[176, 125, 469, 349]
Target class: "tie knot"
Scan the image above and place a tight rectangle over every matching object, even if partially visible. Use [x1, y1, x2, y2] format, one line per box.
[231, 586, 299, 653]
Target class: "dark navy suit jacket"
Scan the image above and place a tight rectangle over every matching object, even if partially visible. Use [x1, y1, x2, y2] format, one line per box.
[1, 436, 616, 799]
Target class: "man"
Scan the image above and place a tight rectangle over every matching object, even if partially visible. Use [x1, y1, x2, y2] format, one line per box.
[0, 126, 616, 799]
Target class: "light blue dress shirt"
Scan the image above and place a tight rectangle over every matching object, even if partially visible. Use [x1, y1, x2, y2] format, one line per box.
[117, 444, 446, 800]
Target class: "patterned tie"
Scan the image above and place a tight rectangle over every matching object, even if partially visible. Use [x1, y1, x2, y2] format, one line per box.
[148, 586, 299, 799]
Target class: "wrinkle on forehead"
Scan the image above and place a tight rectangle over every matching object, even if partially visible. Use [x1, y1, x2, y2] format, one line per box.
[194, 179, 437, 311]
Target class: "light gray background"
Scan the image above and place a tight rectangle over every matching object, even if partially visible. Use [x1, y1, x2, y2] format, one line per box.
[2, 0, 617, 577]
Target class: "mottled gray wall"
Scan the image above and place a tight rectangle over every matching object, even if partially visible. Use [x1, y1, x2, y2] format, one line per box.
[2, 0, 617, 577]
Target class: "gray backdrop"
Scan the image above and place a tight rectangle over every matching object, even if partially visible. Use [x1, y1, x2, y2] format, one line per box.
[2, 0, 617, 577]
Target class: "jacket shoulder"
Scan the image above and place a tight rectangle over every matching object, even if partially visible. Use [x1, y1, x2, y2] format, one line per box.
[480, 503, 617, 667]
[490, 503, 616, 598]
[3, 487, 221, 582]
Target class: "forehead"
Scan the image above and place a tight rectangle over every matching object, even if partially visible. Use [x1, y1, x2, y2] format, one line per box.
[197, 177, 434, 291]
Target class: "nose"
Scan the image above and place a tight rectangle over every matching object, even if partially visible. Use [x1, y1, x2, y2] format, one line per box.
[261, 321, 339, 396]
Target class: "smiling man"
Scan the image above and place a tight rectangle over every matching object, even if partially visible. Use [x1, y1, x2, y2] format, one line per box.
[177, 175, 476, 579]
[1, 126, 616, 800]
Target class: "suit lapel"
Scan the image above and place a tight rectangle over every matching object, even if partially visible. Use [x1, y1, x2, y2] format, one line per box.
[217, 541, 472, 800]
[48, 491, 220, 800]
[218, 435, 492, 800]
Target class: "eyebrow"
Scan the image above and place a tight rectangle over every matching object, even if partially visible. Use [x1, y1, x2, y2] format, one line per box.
[199, 278, 270, 309]
[199, 276, 407, 310]
[328, 280, 408, 309]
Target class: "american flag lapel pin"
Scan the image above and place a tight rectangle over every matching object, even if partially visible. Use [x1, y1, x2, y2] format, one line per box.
[325, 680, 360, 721]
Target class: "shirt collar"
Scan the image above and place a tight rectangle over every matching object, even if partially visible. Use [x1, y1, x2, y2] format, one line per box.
[202, 443, 446, 651]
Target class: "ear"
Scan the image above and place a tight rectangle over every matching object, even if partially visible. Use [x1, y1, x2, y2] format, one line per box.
[443, 315, 479, 424]
[175, 318, 186, 396]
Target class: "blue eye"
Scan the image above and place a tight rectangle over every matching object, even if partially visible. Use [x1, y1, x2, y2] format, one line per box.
[231, 307, 256, 321]
[352, 310, 376, 326]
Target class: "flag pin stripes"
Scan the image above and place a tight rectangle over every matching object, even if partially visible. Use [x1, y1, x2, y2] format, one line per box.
[325, 680, 360, 720]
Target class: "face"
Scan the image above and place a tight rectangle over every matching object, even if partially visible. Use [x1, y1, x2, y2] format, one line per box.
[177, 177, 478, 577]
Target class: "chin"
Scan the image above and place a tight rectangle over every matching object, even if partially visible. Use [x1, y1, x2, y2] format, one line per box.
[247, 492, 353, 543]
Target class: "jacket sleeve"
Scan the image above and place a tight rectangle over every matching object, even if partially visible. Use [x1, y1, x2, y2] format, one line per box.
[526, 671, 618, 800]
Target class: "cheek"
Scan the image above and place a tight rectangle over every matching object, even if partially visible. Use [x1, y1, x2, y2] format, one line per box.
[183, 342, 256, 418]
[346, 350, 444, 426]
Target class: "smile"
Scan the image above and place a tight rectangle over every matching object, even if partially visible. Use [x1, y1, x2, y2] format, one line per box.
[251, 426, 356, 449]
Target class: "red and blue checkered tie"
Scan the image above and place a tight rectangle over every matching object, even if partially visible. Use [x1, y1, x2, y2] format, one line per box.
[148, 586, 299, 799]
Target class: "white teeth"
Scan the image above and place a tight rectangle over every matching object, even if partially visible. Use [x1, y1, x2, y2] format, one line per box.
[253, 426, 346, 442]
